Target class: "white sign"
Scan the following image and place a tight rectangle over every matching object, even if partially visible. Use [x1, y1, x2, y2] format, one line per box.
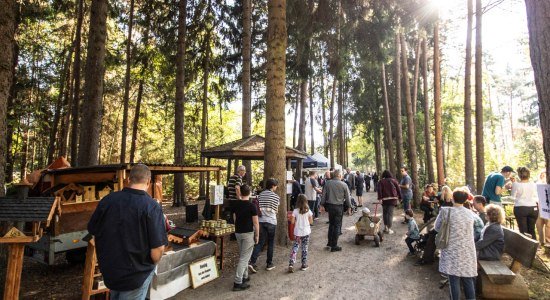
[286, 170, 294, 181]
[287, 183, 293, 195]
[537, 184, 550, 220]
[209, 185, 224, 205]
[189, 256, 219, 288]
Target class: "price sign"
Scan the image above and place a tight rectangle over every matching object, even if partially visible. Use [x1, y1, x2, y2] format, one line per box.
[189, 256, 219, 288]
[537, 184, 550, 220]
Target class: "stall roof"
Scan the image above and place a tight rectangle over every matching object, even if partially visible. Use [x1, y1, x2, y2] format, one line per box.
[201, 134, 308, 160]
[44, 163, 225, 175]
[0, 197, 58, 222]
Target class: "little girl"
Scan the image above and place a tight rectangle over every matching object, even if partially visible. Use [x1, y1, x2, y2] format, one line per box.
[404, 209, 420, 256]
[288, 194, 313, 273]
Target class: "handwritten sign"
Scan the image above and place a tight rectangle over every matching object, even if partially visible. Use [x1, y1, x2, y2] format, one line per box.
[189, 256, 218, 288]
[537, 184, 550, 220]
[209, 185, 224, 205]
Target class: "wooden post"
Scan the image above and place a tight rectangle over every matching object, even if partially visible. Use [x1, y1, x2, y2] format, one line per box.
[3, 243, 25, 300]
[226, 159, 232, 185]
[81, 239, 96, 300]
[206, 158, 211, 199]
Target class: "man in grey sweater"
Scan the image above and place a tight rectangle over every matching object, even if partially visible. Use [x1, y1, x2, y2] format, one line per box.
[321, 169, 351, 252]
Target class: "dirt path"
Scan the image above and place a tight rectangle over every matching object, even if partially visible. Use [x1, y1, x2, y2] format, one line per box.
[178, 192, 448, 300]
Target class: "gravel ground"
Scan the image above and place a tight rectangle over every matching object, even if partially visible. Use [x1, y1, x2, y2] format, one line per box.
[177, 192, 448, 300]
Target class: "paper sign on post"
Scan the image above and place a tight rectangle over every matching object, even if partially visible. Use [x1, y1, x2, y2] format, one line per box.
[287, 183, 293, 195]
[287, 170, 294, 181]
[209, 185, 224, 205]
[537, 184, 550, 220]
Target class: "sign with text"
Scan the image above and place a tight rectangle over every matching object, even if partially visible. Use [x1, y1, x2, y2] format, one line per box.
[189, 256, 219, 288]
[287, 170, 293, 181]
[209, 185, 224, 205]
[537, 184, 550, 220]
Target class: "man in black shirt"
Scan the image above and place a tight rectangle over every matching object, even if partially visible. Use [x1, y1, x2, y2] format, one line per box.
[88, 164, 167, 299]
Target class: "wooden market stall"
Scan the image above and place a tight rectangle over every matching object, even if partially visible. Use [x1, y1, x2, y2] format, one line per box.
[0, 184, 60, 300]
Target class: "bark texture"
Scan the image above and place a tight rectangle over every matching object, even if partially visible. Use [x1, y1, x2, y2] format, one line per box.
[264, 0, 288, 246]
[524, 0, 550, 183]
[77, 0, 108, 166]
[0, 0, 16, 195]
[394, 33, 404, 175]
[475, 0, 485, 193]
[120, 0, 135, 163]
[464, 0, 475, 189]
[174, 0, 187, 206]
[421, 37, 434, 184]
[433, 20, 445, 186]
[242, 0, 252, 185]
[381, 64, 395, 174]
[70, 0, 84, 164]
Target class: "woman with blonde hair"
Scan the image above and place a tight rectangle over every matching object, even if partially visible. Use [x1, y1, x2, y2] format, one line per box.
[439, 185, 453, 207]
[511, 166, 539, 239]
[476, 204, 505, 261]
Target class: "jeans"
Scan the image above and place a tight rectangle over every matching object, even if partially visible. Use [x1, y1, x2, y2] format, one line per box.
[308, 200, 320, 218]
[110, 269, 154, 300]
[514, 206, 538, 240]
[326, 204, 344, 248]
[448, 275, 476, 300]
[314, 197, 321, 218]
[402, 194, 412, 212]
[235, 232, 255, 284]
[249, 222, 276, 265]
[382, 203, 394, 229]
[405, 237, 418, 253]
[289, 235, 310, 266]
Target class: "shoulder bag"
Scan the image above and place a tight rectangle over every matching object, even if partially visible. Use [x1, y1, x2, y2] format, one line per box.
[435, 207, 451, 249]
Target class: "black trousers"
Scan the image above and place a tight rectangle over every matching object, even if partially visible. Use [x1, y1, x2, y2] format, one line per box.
[514, 206, 538, 240]
[382, 203, 394, 229]
[326, 203, 344, 248]
[308, 200, 319, 218]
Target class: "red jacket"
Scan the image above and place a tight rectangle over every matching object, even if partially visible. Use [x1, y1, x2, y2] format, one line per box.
[377, 178, 402, 206]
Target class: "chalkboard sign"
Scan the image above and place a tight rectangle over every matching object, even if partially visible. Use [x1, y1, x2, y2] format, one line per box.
[189, 256, 219, 288]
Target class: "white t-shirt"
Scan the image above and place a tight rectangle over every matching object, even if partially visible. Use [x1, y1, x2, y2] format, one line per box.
[293, 208, 313, 237]
[511, 182, 539, 207]
[304, 177, 319, 201]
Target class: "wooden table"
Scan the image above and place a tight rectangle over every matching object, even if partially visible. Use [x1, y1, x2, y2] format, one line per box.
[205, 232, 232, 270]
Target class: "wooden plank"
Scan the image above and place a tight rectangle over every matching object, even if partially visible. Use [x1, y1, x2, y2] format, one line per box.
[0, 236, 35, 244]
[503, 227, 539, 268]
[46, 197, 60, 227]
[61, 201, 99, 214]
[478, 260, 515, 284]
[53, 172, 117, 186]
[479, 272, 529, 299]
[82, 239, 97, 300]
[3, 244, 25, 300]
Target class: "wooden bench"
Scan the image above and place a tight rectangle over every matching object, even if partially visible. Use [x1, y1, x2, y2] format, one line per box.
[478, 227, 539, 299]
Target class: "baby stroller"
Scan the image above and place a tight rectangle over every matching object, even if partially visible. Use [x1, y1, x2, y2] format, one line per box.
[354, 205, 384, 247]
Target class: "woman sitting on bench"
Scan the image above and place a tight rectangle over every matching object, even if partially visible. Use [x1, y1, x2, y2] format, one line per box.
[476, 204, 505, 261]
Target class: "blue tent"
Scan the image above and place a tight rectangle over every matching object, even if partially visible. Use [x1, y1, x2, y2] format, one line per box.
[290, 155, 329, 169]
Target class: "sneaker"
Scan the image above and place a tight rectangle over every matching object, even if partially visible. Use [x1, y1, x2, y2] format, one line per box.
[388, 229, 395, 235]
[288, 265, 294, 273]
[383, 228, 389, 233]
[248, 264, 258, 273]
[330, 246, 342, 252]
[243, 276, 250, 282]
[407, 252, 416, 257]
[314, 217, 319, 220]
[301, 264, 309, 271]
[233, 282, 250, 291]
[266, 263, 276, 271]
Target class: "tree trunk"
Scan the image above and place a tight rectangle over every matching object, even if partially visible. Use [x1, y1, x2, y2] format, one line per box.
[70, 0, 84, 165]
[0, 0, 16, 194]
[200, 16, 211, 199]
[381, 63, 395, 174]
[174, 0, 187, 207]
[464, 0, 475, 189]
[5, 3, 19, 184]
[321, 69, 327, 157]
[298, 80, 307, 151]
[293, 84, 298, 148]
[58, 43, 74, 159]
[394, 33, 404, 175]
[525, 0, 550, 184]
[309, 77, 314, 154]
[78, 0, 108, 167]
[130, 17, 150, 163]
[265, 0, 287, 246]
[242, 0, 252, 185]
[475, 0, 485, 192]
[400, 35, 420, 205]
[337, 82, 345, 166]
[120, 0, 135, 163]
[421, 37, 435, 184]
[434, 19, 445, 187]
[329, 79, 336, 168]
[412, 38, 421, 116]
[374, 127, 383, 175]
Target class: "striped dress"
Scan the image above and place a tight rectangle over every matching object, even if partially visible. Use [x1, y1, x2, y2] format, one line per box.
[435, 206, 478, 277]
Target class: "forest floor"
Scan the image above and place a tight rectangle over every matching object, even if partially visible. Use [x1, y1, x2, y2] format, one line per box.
[1, 192, 549, 299]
